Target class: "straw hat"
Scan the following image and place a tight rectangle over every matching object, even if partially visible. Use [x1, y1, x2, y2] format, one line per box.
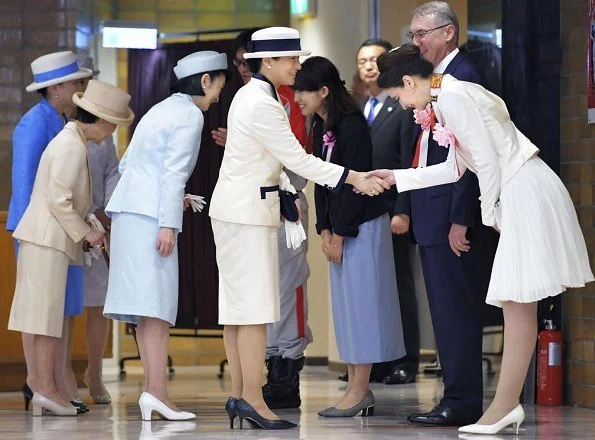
[243, 27, 311, 59]
[26, 51, 93, 92]
[72, 80, 134, 126]
[173, 50, 229, 80]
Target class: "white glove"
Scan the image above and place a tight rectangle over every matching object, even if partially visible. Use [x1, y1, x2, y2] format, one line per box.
[86, 213, 106, 233]
[184, 194, 207, 213]
[84, 213, 106, 267]
[284, 221, 307, 250]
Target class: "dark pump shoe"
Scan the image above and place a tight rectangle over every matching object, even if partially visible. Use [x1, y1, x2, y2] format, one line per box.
[407, 404, 480, 426]
[384, 366, 417, 385]
[235, 399, 297, 430]
[225, 397, 238, 429]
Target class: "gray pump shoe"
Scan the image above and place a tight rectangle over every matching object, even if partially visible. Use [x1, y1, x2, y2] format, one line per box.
[317, 406, 335, 416]
[319, 391, 375, 418]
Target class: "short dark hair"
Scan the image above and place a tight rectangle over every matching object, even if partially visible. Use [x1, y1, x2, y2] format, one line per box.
[37, 87, 48, 98]
[358, 38, 393, 54]
[377, 44, 434, 89]
[247, 57, 280, 75]
[175, 70, 230, 96]
[73, 106, 99, 124]
[232, 27, 261, 54]
[293, 56, 362, 131]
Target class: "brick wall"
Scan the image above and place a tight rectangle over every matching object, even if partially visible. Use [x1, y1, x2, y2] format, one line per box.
[560, 0, 595, 409]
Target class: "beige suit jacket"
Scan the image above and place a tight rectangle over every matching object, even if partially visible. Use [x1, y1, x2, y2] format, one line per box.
[13, 122, 92, 263]
[209, 78, 347, 227]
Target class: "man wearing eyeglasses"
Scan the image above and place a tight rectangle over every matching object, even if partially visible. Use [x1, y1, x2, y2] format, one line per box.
[404, 1, 487, 428]
[212, 28, 312, 411]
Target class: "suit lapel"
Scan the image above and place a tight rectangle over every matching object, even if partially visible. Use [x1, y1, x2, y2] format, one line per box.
[370, 98, 397, 133]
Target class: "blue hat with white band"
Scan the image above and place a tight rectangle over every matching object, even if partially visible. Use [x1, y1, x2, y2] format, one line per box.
[243, 27, 311, 59]
[26, 51, 93, 92]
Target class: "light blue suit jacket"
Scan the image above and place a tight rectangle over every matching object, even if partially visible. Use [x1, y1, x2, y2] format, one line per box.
[106, 93, 204, 232]
[7, 99, 65, 231]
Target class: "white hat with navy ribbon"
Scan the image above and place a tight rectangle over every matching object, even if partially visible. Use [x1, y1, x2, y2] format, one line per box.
[26, 51, 93, 92]
[243, 27, 311, 59]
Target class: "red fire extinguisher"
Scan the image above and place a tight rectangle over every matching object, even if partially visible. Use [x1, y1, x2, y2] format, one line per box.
[536, 319, 563, 406]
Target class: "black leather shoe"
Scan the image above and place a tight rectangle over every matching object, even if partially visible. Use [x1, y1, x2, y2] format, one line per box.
[236, 399, 297, 430]
[263, 357, 303, 409]
[407, 404, 480, 426]
[384, 366, 417, 385]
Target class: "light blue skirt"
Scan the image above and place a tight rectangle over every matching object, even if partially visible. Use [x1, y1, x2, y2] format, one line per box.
[103, 212, 179, 325]
[13, 240, 83, 317]
[329, 214, 406, 364]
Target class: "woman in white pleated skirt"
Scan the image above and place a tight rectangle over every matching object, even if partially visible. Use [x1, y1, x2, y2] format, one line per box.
[375, 44, 593, 435]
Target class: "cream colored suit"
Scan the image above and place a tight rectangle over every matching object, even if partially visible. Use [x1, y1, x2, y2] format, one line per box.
[9, 121, 91, 337]
[210, 78, 347, 324]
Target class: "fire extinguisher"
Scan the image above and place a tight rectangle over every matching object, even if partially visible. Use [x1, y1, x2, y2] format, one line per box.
[536, 319, 563, 406]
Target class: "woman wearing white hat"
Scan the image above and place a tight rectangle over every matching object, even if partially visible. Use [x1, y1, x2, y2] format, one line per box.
[103, 51, 231, 421]
[6, 50, 93, 413]
[209, 27, 389, 430]
[8, 79, 134, 417]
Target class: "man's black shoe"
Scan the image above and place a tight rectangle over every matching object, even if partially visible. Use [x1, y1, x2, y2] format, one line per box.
[263, 357, 304, 409]
[407, 404, 480, 426]
[384, 365, 417, 385]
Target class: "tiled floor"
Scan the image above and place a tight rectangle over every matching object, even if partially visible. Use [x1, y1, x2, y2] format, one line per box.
[0, 365, 593, 439]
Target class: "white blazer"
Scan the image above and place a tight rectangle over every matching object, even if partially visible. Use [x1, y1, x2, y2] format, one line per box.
[106, 93, 204, 232]
[394, 75, 539, 227]
[209, 78, 347, 227]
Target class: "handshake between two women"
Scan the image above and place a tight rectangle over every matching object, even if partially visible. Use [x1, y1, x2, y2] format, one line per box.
[349, 169, 395, 196]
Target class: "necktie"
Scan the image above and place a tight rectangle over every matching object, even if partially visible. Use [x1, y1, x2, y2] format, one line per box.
[366, 97, 378, 125]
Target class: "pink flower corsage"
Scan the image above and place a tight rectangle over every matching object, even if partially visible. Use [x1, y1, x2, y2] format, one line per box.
[413, 103, 433, 131]
[432, 123, 457, 148]
[323, 130, 336, 161]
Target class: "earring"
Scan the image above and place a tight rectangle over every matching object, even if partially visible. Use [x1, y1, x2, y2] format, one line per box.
[412, 87, 415, 92]
[267, 65, 271, 69]
[54, 94, 59, 99]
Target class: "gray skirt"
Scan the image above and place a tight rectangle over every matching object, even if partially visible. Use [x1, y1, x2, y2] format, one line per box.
[329, 214, 406, 364]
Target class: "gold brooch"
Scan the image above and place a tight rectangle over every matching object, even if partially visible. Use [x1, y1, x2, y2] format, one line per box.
[430, 74, 444, 89]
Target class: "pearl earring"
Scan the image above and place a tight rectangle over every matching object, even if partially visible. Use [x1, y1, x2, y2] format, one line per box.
[54, 94, 59, 99]
[267, 65, 271, 69]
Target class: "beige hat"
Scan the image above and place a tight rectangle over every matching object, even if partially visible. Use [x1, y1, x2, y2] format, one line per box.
[26, 51, 93, 92]
[72, 80, 134, 126]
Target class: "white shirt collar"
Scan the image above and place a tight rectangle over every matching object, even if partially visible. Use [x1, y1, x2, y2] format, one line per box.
[368, 90, 388, 104]
[434, 48, 459, 74]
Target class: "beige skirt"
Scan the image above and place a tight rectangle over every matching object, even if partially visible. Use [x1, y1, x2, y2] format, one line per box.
[211, 219, 280, 325]
[8, 241, 69, 337]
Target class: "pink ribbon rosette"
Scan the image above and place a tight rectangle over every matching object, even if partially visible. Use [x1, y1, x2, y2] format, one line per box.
[323, 130, 336, 161]
[413, 103, 433, 131]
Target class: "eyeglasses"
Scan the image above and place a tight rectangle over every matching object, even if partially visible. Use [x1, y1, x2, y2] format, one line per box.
[233, 58, 248, 68]
[357, 57, 378, 68]
[407, 23, 451, 42]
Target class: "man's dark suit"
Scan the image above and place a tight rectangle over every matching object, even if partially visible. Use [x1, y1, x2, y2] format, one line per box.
[410, 51, 484, 417]
[366, 96, 419, 374]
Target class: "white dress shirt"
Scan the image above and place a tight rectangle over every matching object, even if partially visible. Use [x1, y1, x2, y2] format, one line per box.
[364, 91, 389, 122]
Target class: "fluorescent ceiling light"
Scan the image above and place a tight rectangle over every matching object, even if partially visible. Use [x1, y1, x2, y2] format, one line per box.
[102, 20, 158, 49]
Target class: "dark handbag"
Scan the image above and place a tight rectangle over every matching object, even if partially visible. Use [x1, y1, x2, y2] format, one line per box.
[279, 190, 299, 222]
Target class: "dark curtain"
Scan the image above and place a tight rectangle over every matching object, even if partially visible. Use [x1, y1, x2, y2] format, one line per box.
[128, 41, 244, 329]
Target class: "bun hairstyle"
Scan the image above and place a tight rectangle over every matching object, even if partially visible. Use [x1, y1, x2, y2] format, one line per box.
[376, 43, 434, 89]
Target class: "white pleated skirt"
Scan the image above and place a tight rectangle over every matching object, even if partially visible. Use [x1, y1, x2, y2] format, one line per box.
[486, 156, 594, 307]
[211, 219, 280, 325]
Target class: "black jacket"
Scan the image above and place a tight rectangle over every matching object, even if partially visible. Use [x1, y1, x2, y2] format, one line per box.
[313, 112, 387, 237]
[366, 96, 416, 216]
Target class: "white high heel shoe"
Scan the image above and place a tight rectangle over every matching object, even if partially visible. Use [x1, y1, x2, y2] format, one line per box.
[31, 393, 77, 416]
[458, 405, 525, 435]
[138, 392, 196, 421]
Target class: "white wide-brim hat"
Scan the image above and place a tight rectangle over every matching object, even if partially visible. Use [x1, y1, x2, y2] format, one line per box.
[73, 79, 134, 126]
[26, 51, 93, 92]
[243, 27, 311, 59]
[174, 50, 230, 80]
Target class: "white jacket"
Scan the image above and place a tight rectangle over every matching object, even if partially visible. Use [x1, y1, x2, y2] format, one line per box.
[209, 78, 346, 227]
[394, 75, 539, 227]
[106, 93, 203, 232]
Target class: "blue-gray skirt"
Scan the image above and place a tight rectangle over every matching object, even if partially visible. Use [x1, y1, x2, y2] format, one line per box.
[329, 214, 405, 364]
